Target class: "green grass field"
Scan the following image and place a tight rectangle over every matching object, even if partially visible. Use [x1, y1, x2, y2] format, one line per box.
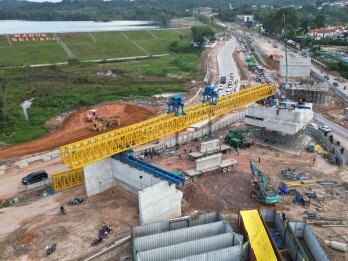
[0, 28, 193, 66]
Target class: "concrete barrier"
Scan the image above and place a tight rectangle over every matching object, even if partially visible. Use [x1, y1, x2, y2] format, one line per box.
[26, 178, 52, 190]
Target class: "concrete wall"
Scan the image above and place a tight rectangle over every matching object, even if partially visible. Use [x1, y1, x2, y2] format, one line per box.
[280, 56, 311, 77]
[84, 157, 117, 197]
[245, 103, 313, 135]
[199, 139, 220, 153]
[195, 153, 222, 171]
[138, 181, 183, 225]
[112, 160, 162, 195]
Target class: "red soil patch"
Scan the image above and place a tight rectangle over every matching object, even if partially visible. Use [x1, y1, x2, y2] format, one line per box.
[0, 103, 156, 161]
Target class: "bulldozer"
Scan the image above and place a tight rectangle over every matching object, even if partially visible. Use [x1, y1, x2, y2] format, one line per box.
[91, 117, 121, 131]
[86, 109, 101, 122]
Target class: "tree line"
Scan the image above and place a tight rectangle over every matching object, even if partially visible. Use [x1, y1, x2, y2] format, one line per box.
[0, 0, 317, 23]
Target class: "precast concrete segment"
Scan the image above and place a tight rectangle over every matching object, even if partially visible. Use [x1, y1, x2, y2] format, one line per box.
[245, 103, 313, 135]
[195, 153, 222, 172]
[199, 139, 220, 153]
[138, 181, 183, 225]
[60, 83, 276, 169]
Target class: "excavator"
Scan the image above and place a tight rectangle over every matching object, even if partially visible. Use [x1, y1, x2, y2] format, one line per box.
[250, 161, 280, 204]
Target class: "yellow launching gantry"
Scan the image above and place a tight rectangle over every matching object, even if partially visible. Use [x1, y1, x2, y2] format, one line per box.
[60, 83, 275, 169]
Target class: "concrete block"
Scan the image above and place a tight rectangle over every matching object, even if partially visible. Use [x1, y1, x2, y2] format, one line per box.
[112, 160, 162, 194]
[18, 161, 29, 169]
[42, 156, 52, 162]
[195, 153, 222, 171]
[0, 170, 5, 175]
[245, 104, 313, 135]
[139, 181, 183, 225]
[199, 139, 220, 153]
[0, 165, 7, 171]
[84, 157, 116, 197]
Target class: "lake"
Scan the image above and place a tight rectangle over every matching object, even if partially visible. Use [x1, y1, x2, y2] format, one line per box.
[0, 20, 162, 35]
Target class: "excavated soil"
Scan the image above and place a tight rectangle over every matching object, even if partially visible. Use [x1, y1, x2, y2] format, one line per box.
[0, 103, 156, 161]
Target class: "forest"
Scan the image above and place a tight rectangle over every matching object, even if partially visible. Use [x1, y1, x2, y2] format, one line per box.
[0, 0, 318, 23]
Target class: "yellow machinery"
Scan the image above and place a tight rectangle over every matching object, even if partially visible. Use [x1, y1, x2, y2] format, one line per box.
[61, 83, 275, 169]
[51, 168, 84, 192]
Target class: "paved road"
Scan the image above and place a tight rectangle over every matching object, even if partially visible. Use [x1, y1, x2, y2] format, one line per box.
[217, 38, 240, 96]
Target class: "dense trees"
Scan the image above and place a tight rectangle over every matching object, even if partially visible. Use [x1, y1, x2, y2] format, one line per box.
[191, 26, 215, 46]
[0, 0, 319, 23]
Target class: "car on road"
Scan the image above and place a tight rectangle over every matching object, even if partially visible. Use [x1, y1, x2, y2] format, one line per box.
[22, 170, 48, 185]
[333, 82, 339, 87]
[228, 84, 232, 88]
[324, 75, 329, 80]
[218, 85, 224, 90]
[230, 72, 234, 77]
[307, 123, 318, 129]
[319, 125, 331, 132]
[226, 90, 231, 94]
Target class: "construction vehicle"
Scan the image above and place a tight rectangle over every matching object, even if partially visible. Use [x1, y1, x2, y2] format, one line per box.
[250, 161, 280, 204]
[86, 109, 100, 122]
[224, 127, 264, 149]
[91, 117, 120, 132]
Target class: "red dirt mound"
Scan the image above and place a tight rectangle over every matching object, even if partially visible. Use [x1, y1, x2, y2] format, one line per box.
[0, 103, 156, 161]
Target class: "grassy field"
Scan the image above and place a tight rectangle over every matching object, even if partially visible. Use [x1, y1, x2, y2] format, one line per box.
[0, 28, 192, 66]
[0, 26, 204, 146]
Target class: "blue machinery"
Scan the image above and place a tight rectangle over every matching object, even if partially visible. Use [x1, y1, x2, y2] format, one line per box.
[202, 85, 219, 105]
[167, 94, 185, 116]
[112, 150, 185, 186]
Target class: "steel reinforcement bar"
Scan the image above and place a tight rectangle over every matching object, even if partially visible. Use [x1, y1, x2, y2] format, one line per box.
[61, 83, 275, 169]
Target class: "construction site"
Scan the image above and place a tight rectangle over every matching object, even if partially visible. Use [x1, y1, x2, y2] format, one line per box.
[0, 26, 348, 261]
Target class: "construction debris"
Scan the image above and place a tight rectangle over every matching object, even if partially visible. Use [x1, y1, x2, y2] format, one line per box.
[281, 168, 312, 180]
[324, 240, 347, 252]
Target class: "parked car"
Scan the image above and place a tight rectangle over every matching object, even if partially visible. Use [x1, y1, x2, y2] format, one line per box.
[319, 125, 331, 132]
[22, 170, 48, 185]
[307, 123, 318, 130]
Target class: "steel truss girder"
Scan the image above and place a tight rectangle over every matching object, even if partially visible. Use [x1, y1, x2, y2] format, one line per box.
[61, 84, 275, 169]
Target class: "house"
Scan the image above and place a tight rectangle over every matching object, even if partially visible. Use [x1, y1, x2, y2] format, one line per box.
[307, 25, 347, 39]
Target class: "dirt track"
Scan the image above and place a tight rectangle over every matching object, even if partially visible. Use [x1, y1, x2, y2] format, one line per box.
[0, 104, 156, 161]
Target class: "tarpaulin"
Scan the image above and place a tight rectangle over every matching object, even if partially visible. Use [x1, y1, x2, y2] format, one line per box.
[240, 210, 277, 261]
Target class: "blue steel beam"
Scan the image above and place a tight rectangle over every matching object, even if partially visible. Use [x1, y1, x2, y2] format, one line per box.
[112, 152, 185, 186]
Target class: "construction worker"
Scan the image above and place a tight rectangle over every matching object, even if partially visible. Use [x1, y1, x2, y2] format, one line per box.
[313, 156, 316, 165]
[282, 213, 286, 222]
[178, 153, 182, 160]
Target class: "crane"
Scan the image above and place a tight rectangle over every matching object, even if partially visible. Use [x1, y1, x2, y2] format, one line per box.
[224, 127, 265, 148]
[60, 83, 275, 169]
[250, 160, 280, 204]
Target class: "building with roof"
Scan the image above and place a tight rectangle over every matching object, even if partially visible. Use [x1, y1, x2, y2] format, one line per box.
[307, 26, 347, 40]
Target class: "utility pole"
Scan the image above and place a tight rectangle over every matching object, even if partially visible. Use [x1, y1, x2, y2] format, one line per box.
[283, 14, 289, 93]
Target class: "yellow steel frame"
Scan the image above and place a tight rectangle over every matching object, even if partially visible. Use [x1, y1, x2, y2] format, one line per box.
[51, 168, 84, 192]
[61, 83, 275, 169]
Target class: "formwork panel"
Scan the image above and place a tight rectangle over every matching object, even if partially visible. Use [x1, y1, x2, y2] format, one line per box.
[135, 221, 229, 252]
[137, 233, 235, 261]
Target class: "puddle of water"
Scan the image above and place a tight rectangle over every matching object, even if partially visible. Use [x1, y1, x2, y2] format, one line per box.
[21, 99, 33, 121]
